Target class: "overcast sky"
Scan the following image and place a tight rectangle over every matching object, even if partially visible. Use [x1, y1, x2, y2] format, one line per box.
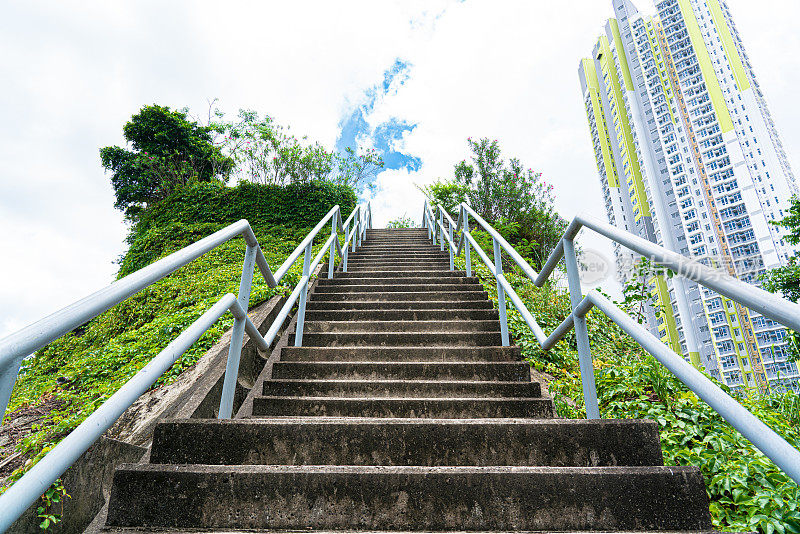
[1, 0, 799, 340]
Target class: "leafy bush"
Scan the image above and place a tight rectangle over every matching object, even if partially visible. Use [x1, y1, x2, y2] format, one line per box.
[387, 216, 415, 229]
[458, 255, 800, 533]
[130, 181, 356, 241]
[420, 137, 566, 269]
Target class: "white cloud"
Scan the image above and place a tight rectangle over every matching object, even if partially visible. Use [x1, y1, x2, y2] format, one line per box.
[1, 0, 798, 338]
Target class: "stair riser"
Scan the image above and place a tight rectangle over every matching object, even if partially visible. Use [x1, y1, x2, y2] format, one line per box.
[305, 310, 499, 321]
[333, 271, 468, 279]
[307, 301, 493, 311]
[345, 265, 452, 272]
[319, 277, 480, 286]
[348, 251, 446, 256]
[252, 397, 554, 418]
[301, 321, 499, 333]
[271, 362, 530, 381]
[315, 284, 480, 293]
[149, 419, 664, 467]
[280, 346, 522, 362]
[344, 263, 452, 269]
[311, 292, 487, 302]
[262, 380, 540, 398]
[106, 465, 711, 531]
[295, 332, 503, 347]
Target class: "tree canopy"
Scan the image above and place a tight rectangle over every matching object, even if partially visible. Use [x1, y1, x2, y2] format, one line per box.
[420, 137, 566, 269]
[100, 105, 234, 220]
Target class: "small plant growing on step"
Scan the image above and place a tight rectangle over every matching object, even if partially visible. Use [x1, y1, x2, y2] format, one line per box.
[37, 478, 69, 531]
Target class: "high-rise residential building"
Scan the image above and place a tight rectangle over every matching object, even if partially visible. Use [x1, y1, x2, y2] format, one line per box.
[579, 0, 800, 392]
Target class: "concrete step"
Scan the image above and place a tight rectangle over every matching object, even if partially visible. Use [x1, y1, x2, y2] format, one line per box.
[280, 346, 522, 362]
[106, 464, 711, 531]
[314, 283, 481, 293]
[262, 379, 540, 398]
[348, 247, 448, 259]
[307, 300, 493, 310]
[301, 320, 499, 333]
[310, 291, 487, 302]
[346, 255, 449, 262]
[352, 244, 442, 250]
[333, 270, 469, 279]
[318, 276, 480, 285]
[305, 309, 499, 321]
[344, 262, 452, 269]
[294, 331, 503, 347]
[271, 361, 530, 381]
[149, 418, 664, 467]
[345, 265, 451, 272]
[251, 396, 554, 418]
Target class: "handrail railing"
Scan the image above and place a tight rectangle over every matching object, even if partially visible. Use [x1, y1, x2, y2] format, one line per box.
[0, 201, 371, 532]
[422, 201, 800, 485]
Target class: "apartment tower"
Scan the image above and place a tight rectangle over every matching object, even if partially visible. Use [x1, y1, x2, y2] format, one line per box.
[579, 0, 799, 391]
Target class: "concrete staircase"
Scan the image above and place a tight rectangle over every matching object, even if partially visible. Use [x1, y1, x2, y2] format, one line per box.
[103, 228, 714, 532]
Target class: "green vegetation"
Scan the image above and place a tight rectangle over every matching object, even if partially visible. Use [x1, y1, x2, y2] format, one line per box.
[100, 105, 234, 220]
[386, 215, 415, 229]
[763, 195, 800, 362]
[460, 254, 799, 533]
[217, 109, 383, 190]
[420, 137, 566, 269]
[4, 102, 359, 494]
[101, 104, 381, 223]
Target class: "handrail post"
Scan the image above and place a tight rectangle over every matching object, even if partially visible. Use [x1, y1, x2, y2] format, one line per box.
[294, 241, 313, 347]
[448, 218, 455, 271]
[464, 208, 472, 277]
[563, 237, 600, 420]
[431, 209, 437, 246]
[352, 207, 359, 253]
[368, 203, 373, 229]
[493, 238, 510, 346]
[327, 210, 337, 279]
[218, 243, 257, 419]
[357, 211, 363, 249]
[0, 358, 23, 427]
[343, 218, 350, 273]
[439, 208, 445, 252]
[423, 202, 429, 237]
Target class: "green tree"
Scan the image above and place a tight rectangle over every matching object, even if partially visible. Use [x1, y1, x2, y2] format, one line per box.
[214, 109, 383, 190]
[421, 137, 566, 269]
[762, 196, 800, 361]
[100, 105, 233, 219]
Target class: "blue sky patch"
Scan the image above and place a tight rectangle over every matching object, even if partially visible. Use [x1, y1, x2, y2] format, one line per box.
[336, 59, 422, 177]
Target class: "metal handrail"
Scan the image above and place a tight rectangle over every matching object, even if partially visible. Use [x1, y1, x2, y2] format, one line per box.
[0, 201, 370, 532]
[421, 201, 800, 485]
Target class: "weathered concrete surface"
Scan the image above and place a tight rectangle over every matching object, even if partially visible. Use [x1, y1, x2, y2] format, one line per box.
[8, 437, 145, 534]
[295, 331, 503, 347]
[105, 464, 712, 531]
[149, 418, 664, 467]
[6, 296, 286, 534]
[252, 396, 554, 418]
[261, 379, 541, 398]
[271, 361, 532, 381]
[279, 346, 522, 362]
[99, 228, 717, 533]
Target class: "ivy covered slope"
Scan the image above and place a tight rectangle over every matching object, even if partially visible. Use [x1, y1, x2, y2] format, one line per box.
[463, 258, 799, 534]
[4, 181, 355, 479]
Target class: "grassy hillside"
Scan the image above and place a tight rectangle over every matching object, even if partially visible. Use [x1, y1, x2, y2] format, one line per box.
[461, 255, 800, 534]
[2, 181, 356, 488]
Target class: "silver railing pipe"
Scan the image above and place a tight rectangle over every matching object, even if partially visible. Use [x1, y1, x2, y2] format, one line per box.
[421, 200, 800, 485]
[0, 200, 370, 532]
[0, 294, 264, 532]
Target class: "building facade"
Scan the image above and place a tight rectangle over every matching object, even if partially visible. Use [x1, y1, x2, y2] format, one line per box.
[579, 0, 799, 392]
